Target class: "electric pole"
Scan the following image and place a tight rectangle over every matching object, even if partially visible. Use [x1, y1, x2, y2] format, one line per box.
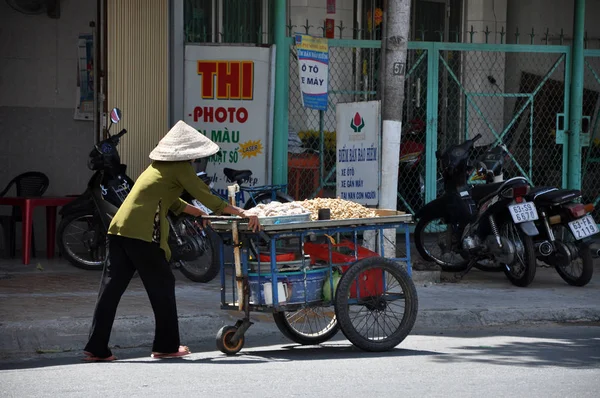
[379, 0, 412, 255]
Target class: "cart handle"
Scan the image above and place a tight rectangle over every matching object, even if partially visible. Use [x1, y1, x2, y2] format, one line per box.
[199, 215, 270, 242]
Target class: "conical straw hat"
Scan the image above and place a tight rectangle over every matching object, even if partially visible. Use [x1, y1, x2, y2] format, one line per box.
[149, 120, 220, 161]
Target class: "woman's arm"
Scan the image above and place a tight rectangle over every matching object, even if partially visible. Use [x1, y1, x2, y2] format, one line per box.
[183, 202, 260, 232]
[176, 164, 261, 231]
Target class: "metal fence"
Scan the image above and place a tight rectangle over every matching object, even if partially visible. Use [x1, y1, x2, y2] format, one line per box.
[582, 50, 600, 222]
[287, 40, 574, 216]
[434, 44, 570, 188]
[287, 39, 382, 201]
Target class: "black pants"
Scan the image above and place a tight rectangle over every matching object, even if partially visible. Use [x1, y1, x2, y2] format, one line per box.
[84, 235, 180, 357]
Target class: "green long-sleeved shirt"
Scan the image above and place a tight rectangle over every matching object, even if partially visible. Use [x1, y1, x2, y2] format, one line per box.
[108, 161, 228, 260]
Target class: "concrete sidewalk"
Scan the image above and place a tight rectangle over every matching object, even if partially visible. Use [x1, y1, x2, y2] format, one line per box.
[1, 257, 599, 357]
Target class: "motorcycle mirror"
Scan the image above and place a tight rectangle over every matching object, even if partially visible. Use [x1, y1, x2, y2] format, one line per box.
[110, 108, 122, 124]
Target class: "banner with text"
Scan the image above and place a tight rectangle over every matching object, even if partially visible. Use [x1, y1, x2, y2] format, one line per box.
[336, 101, 380, 205]
[295, 34, 329, 111]
[184, 45, 272, 198]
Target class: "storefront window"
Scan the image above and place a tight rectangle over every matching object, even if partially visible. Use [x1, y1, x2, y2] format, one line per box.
[184, 0, 272, 44]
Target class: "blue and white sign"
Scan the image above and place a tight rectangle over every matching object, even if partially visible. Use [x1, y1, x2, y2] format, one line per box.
[295, 34, 329, 111]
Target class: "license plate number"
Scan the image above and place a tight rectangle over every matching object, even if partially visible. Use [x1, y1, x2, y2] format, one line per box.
[509, 202, 539, 223]
[568, 215, 599, 240]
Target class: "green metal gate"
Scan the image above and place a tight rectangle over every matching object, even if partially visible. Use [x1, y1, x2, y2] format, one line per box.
[409, 42, 571, 210]
[287, 38, 572, 213]
[582, 50, 600, 221]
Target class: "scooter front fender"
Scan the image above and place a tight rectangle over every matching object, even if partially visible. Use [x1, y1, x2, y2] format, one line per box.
[518, 220, 539, 236]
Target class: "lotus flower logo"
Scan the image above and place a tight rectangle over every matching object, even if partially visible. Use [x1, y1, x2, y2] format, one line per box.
[350, 112, 365, 132]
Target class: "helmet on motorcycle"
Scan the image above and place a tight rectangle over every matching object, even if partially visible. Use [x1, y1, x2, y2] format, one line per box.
[149, 120, 220, 161]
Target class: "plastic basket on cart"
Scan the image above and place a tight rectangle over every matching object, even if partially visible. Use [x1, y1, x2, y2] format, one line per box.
[304, 240, 384, 298]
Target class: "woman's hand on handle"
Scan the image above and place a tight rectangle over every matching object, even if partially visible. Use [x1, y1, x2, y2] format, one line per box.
[223, 205, 262, 232]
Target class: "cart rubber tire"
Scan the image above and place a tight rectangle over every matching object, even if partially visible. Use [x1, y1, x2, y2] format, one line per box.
[273, 309, 339, 345]
[216, 326, 244, 355]
[334, 257, 418, 352]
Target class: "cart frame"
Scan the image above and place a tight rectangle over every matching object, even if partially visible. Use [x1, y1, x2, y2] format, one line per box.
[208, 212, 417, 354]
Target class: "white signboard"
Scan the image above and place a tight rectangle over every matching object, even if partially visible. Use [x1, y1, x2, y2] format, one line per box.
[184, 45, 272, 199]
[336, 101, 380, 205]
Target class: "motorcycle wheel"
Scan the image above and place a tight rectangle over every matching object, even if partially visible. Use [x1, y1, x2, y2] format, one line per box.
[57, 210, 106, 270]
[414, 215, 469, 271]
[552, 225, 594, 287]
[243, 192, 294, 209]
[176, 228, 221, 283]
[500, 222, 537, 287]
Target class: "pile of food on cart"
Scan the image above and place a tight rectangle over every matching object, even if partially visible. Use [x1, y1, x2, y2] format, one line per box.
[244, 198, 380, 222]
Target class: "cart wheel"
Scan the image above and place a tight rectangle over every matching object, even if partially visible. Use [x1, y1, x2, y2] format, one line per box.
[334, 257, 418, 352]
[273, 307, 339, 345]
[216, 325, 245, 355]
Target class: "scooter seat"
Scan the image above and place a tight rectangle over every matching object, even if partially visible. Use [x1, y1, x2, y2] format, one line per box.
[533, 189, 581, 206]
[223, 168, 253, 183]
[471, 182, 504, 202]
[470, 177, 529, 204]
[524, 186, 557, 201]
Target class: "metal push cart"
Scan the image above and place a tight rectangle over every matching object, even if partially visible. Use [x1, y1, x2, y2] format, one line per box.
[208, 210, 418, 355]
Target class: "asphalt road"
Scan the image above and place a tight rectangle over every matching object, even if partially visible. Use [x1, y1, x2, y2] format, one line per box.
[1, 323, 599, 398]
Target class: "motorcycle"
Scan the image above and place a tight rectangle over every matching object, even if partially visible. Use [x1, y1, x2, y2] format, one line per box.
[414, 133, 539, 287]
[397, 118, 426, 213]
[57, 108, 220, 283]
[472, 145, 599, 286]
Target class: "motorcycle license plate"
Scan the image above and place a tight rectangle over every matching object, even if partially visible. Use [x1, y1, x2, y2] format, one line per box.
[192, 199, 213, 215]
[568, 215, 599, 240]
[509, 202, 539, 223]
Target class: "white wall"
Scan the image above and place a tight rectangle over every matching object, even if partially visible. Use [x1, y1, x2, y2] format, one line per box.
[460, 0, 507, 144]
[507, 0, 600, 48]
[0, 0, 96, 254]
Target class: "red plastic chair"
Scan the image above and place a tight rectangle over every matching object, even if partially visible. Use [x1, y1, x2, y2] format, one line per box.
[0, 172, 49, 258]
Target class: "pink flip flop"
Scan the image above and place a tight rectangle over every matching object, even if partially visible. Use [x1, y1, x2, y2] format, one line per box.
[151, 345, 191, 359]
[82, 354, 117, 362]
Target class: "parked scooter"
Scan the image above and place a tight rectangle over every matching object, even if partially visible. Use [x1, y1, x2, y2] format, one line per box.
[397, 119, 426, 212]
[57, 108, 220, 283]
[472, 145, 599, 286]
[414, 134, 539, 287]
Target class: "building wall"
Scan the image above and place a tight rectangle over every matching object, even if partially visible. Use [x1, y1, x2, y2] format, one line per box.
[0, 0, 97, 254]
[106, 0, 169, 180]
[460, 0, 507, 144]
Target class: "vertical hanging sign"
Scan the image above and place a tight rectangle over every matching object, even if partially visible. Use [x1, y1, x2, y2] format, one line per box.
[327, 0, 336, 14]
[295, 34, 329, 111]
[74, 34, 94, 120]
[336, 101, 380, 205]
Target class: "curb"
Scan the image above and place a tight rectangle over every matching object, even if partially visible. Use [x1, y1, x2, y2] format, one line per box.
[2, 305, 599, 355]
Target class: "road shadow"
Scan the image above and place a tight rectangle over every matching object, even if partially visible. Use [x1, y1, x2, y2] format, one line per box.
[415, 323, 600, 369]
[187, 343, 438, 365]
[0, 341, 437, 370]
[2, 323, 598, 370]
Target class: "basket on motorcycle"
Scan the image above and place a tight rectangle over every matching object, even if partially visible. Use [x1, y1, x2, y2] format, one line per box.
[303, 240, 384, 298]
